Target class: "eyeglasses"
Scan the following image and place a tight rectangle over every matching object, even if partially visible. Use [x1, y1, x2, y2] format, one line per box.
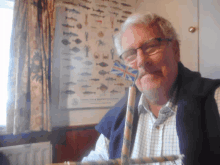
[120, 38, 172, 65]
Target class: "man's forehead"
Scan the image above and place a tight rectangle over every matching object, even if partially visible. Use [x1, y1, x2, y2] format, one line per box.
[121, 23, 165, 48]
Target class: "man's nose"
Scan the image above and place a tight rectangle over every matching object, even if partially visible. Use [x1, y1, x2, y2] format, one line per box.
[136, 48, 150, 69]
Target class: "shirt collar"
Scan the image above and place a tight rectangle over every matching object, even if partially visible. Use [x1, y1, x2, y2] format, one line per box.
[138, 87, 178, 116]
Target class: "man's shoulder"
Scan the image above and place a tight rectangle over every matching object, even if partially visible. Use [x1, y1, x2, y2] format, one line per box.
[178, 62, 220, 96]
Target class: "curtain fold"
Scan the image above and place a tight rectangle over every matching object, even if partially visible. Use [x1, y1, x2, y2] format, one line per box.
[7, 0, 56, 135]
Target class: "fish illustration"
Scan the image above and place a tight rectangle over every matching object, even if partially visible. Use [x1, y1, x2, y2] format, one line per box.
[64, 82, 76, 85]
[65, 17, 77, 21]
[79, 3, 90, 10]
[83, 91, 96, 95]
[81, 85, 91, 88]
[80, 72, 91, 76]
[110, 6, 122, 10]
[84, 45, 90, 57]
[96, 40, 105, 46]
[103, 54, 109, 59]
[96, 4, 107, 8]
[121, 3, 132, 7]
[114, 28, 119, 32]
[114, 83, 124, 86]
[62, 24, 74, 28]
[84, 61, 93, 66]
[81, 0, 92, 3]
[90, 14, 105, 18]
[111, 48, 115, 60]
[106, 77, 116, 81]
[63, 74, 70, 77]
[98, 31, 104, 37]
[72, 38, 82, 44]
[63, 90, 75, 94]
[70, 47, 80, 53]
[96, 20, 102, 23]
[110, 89, 119, 94]
[62, 39, 71, 45]
[123, 11, 132, 14]
[97, 84, 108, 92]
[85, 14, 88, 26]
[93, 8, 104, 14]
[76, 23, 82, 29]
[99, 70, 109, 76]
[63, 52, 74, 56]
[64, 65, 75, 70]
[112, 0, 118, 4]
[62, 58, 70, 61]
[117, 19, 125, 23]
[63, 1, 78, 6]
[74, 56, 83, 61]
[77, 79, 87, 82]
[121, 15, 128, 19]
[94, 52, 99, 59]
[90, 78, 100, 81]
[65, 7, 80, 14]
[96, 62, 108, 67]
[109, 11, 119, 16]
[85, 32, 88, 41]
[63, 32, 78, 36]
[111, 19, 114, 29]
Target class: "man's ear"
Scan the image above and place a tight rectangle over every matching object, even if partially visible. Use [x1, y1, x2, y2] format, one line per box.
[172, 40, 180, 62]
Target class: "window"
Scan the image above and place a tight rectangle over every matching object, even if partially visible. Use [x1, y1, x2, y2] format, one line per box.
[0, 0, 14, 129]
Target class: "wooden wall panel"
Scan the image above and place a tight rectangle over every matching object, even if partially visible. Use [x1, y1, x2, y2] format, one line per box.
[56, 129, 99, 163]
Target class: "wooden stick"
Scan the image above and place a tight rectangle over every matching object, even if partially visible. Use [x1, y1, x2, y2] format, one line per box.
[121, 85, 136, 165]
[46, 154, 184, 165]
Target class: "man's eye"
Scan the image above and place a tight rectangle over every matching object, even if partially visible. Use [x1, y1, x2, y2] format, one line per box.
[123, 50, 136, 62]
[125, 54, 136, 62]
[144, 45, 160, 54]
[145, 47, 157, 53]
[128, 49, 136, 55]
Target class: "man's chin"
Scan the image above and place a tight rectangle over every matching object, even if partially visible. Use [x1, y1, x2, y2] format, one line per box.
[142, 88, 161, 104]
[136, 83, 160, 95]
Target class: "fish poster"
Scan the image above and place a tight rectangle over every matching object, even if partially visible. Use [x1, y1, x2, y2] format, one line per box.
[55, 0, 136, 110]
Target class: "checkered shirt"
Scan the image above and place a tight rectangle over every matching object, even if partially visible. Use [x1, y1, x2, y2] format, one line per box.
[82, 86, 220, 164]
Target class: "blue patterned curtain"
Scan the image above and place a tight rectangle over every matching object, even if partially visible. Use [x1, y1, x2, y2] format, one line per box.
[7, 0, 56, 134]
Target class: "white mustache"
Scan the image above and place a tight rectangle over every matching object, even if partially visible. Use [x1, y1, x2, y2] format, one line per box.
[136, 61, 160, 79]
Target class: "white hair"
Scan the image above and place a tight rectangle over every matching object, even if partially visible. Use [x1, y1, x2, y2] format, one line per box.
[114, 12, 180, 56]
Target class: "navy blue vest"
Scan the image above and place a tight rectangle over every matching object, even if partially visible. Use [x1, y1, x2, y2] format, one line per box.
[95, 62, 220, 165]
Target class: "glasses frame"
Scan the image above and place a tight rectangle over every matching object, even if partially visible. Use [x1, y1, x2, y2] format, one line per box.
[119, 37, 172, 62]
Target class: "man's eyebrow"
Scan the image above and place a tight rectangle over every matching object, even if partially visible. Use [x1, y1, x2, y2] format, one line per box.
[123, 38, 160, 52]
[143, 38, 158, 44]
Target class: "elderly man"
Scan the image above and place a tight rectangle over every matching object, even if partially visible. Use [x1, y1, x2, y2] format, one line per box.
[82, 12, 220, 165]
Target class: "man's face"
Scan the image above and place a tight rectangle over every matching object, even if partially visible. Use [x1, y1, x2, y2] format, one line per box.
[121, 24, 179, 104]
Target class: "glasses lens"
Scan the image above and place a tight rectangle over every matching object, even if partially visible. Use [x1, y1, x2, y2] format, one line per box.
[142, 39, 162, 55]
[122, 49, 137, 63]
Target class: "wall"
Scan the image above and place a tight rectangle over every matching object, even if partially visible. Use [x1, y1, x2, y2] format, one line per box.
[51, 5, 110, 127]
[52, 0, 134, 127]
[199, 0, 220, 79]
